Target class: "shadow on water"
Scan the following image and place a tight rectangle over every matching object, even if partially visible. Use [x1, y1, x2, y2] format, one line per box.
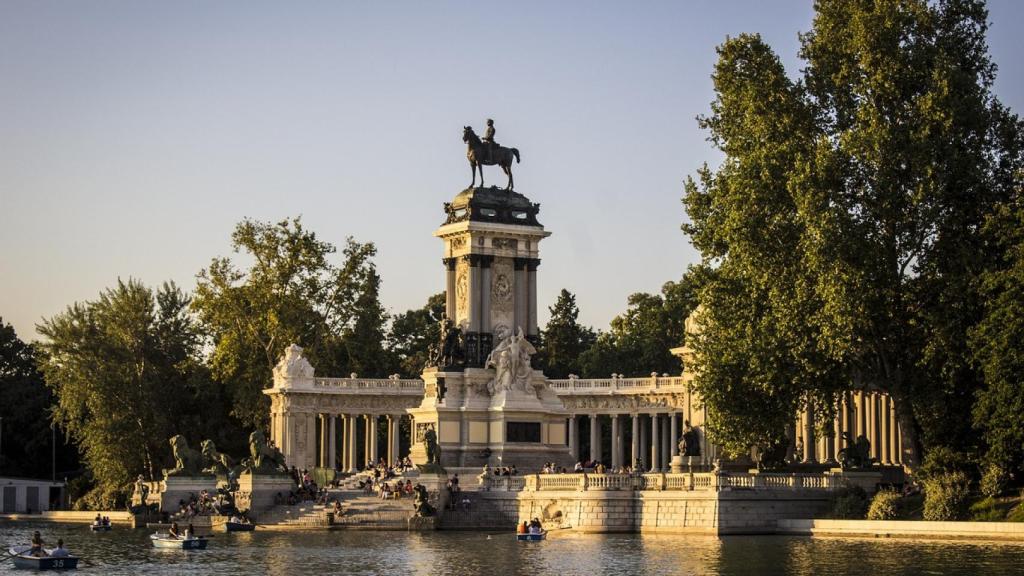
[3, 522, 1024, 576]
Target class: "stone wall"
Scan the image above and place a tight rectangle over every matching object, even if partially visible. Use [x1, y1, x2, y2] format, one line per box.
[439, 487, 832, 534]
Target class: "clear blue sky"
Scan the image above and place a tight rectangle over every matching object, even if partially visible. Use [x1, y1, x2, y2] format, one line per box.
[2, 1, 1022, 341]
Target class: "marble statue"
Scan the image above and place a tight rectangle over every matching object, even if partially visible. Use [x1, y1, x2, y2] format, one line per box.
[201, 439, 239, 478]
[485, 327, 537, 395]
[244, 430, 287, 475]
[273, 344, 314, 381]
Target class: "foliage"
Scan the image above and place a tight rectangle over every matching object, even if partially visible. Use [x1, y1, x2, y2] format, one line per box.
[1007, 501, 1024, 523]
[969, 497, 1007, 522]
[579, 271, 702, 378]
[537, 289, 596, 378]
[979, 462, 1010, 499]
[388, 293, 446, 377]
[918, 445, 971, 480]
[971, 201, 1024, 474]
[867, 490, 902, 521]
[682, 0, 1023, 465]
[922, 470, 972, 521]
[193, 217, 391, 427]
[36, 280, 209, 504]
[830, 484, 869, 519]
[0, 318, 79, 479]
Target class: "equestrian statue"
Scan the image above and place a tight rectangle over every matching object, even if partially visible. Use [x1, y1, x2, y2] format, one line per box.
[463, 118, 520, 190]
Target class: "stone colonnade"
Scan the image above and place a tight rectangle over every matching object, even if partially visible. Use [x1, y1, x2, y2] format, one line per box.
[792, 390, 903, 465]
[270, 410, 412, 472]
[566, 411, 705, 472]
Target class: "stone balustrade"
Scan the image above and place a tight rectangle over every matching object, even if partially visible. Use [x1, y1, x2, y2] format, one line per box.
[313, 377, 424, 393]
[548, 375, 687, 394]
[515, 472, 845, 492]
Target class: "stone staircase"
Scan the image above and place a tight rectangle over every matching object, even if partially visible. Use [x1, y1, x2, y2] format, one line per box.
[255, 502, 331, 528]
[331, 490, 415, 529]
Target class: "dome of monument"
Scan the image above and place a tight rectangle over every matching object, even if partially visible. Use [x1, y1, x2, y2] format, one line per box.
[443, 186, 542, 227]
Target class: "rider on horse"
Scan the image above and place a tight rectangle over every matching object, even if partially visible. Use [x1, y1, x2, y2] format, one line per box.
[482, 119, 498, 163]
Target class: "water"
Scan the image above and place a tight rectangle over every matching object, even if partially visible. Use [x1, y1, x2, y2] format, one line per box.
[3, 522, 1024, 575]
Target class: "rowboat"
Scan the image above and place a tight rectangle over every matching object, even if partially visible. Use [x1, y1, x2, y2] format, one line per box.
[89, 524, 112, 532]
[224, 521, 255, 532]
[8, 546, 79, 570]
[149, 534, 209, 550]
[516, 532, 546, 541]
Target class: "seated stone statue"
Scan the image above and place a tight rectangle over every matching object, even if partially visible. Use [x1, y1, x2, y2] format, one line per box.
[201, 439, 241, 478]
[413, 484, 435, 517]
[162, 435, 205, 477]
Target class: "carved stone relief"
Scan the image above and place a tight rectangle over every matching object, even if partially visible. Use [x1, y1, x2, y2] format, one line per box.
[492, 237, 518, 251]
[490, 258, 513, 333]
[455, 259, 469, 328]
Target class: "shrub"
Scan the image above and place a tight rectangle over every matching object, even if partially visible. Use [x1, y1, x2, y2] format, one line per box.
[969, 497, 1006, 522]
[922, 471, 971, 521]
[1006, 503, 1024, 523]
[919, 446, 968, 480]
[831, 485, 869, 519]
[867, 490, 901, 520]
[979, 463, 1010, 499]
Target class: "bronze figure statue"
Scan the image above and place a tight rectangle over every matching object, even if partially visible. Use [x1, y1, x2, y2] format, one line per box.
[163, 435, 206, 477]
[463, 124, 520, 190]
[424, 427, 441, 465]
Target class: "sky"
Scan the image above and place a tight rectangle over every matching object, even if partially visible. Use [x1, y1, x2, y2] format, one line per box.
[2, 0, 1023, 342]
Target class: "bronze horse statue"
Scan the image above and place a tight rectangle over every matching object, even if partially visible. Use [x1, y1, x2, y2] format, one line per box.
[463, 126, 520, 190]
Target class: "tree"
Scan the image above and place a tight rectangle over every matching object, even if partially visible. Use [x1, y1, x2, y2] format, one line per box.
[538, 289, 595, 378]
[389, 293, 446, 378]
[193, 217, 387, 427]
[36, 280, 204, 507]
[0, 318, 79, 480]
[578, 273, 701, 378]
[683, 0, 1022, 464]
[971, 200, 1024, 472]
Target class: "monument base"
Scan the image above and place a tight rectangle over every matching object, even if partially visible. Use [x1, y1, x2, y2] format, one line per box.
[158, 475, 218, 513]
[236, 472, 295, 513]
[408, 516, 438, 531]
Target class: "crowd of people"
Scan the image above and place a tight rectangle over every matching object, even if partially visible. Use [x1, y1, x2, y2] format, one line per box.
[173, 489, 234, 519]
[517, 518, 545, 535]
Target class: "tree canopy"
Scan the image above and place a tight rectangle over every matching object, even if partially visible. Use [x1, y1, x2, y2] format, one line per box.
[683, 0, 1023, 465]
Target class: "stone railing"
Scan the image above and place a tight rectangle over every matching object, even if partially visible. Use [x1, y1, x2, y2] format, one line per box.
[520, 472, 845, 492]
[313, 377, 424, 393]
[478, 476, 527, 492]
[548, 375, 687, 394]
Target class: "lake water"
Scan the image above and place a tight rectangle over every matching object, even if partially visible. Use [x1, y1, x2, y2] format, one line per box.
[3, 522, 1024, 575]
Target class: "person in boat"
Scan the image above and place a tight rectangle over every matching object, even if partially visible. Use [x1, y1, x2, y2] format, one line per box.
[49, 539, 70, 558]
[29, 531, 45, 557]
[168, 521, 181, 539]
[186, 522, 195, 538]
[103, 515, 110, 526]
[93, 513, 102, 525]
[517, 521, 528, 534]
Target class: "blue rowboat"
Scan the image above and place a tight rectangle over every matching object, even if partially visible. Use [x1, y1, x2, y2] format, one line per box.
[516, 532, 546, 541]
[224, 521, 255, 532]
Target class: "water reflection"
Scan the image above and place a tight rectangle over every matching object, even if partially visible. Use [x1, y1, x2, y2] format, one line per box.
[2, 522, 1024, 576]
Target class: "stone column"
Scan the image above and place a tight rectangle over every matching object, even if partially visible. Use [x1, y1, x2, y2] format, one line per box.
[568, 415, 578, 460]
[527, 259, 540, 337]
[889, 403, 900, 466]
[589, 414, 601, 464]
[347, 414, 358, 472]
[467, 256, 481, 333]
[480, 257, 492, 334]
[651, 414, 661, 471]
[803, 406, 817, 464]
[328, 415, 337, 470]
[631, 414, 640, 469]
[444, 258, 457, 320]
[385, 415, 394, 465]
[371, 415, 380, 465]
[670, 412, 679, 457]
[880, 393, 888, 461]
[319, 414, 328, 468]
[306, 413, 317, 469]
[832, 407, 842, 464]
[870, 394, 880, 462]
[640, 415, 649, 470]
[610, 415, 621, 469]
[513, 259, 527, 332]
[857, 391, 867, 440]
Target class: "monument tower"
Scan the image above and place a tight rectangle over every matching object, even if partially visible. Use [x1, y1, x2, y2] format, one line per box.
[407, 121, 572, 471]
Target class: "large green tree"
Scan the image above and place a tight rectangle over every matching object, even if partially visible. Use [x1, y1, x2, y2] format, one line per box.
[0, 318, 79, 480]
[193, 217, 389, 427]
[388, 293, 446, 378]
[684, 0, 1021, 464]
[538, 289, 596, 378]
[36, 280, 204, 507]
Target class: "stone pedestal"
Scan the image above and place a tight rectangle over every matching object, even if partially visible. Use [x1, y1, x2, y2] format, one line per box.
[236, 472, 295, 513]
[830, 469, 883, 495]
[157, 475, 219, 513]
[408, 516, 438, 531]
[408, 366, 573, 473]
[670, 455, 684, 474]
